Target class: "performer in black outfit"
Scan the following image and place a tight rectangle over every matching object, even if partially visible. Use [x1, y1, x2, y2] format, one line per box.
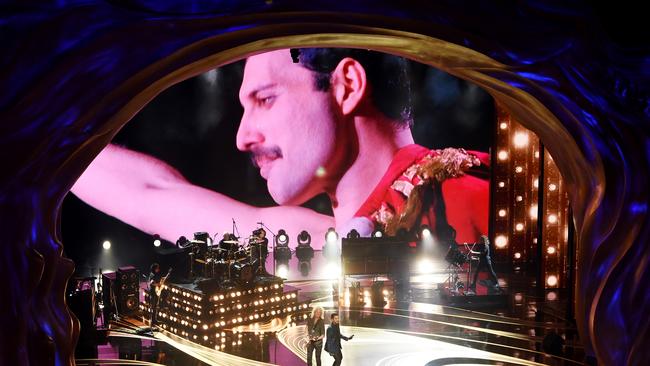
[324, 313, 354, 366]
[468, 235, 502, 294]
[306, 306, 325, 366]
[148, 263, 162, 326]
[250, 228, 269, 274]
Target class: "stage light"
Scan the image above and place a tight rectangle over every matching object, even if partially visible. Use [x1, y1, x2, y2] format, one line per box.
[416, 258, 434, 274]
[498, 181, 505, 188]
[153, 234, 161, 247]
[547, 214, 558, 224]
[176, 235, 190, 247]
[534, 150, 540, 159]
[515, 223, 524, 231]
[533, 178, 539, 188]
[498, 209, 507, 217]
[274, 229, 292, 262]
[495, 235, 508, 248]
[546, 291, 558, 301]
[325, 228, 338, 243]
[346, 229, 360, 239]
[297, 230, 311, 246]
[323, 228, 340, 260]
[513, 132, 529, 147]
[420, 225, 432, 238]
[372, 229, 384, 238]
[498, 150, 508, 160]
[514, 252, 521, 259]
[546, 275, 558, 287]
[296, 230, 314, 276]
[499, 122, 508, 130]
[547, 246, 556, 254]
[529, 205, 538, 219]
[548, 183, 557, 191]
[102, 240, 111, 250]
[516, 195, 523, 202]
[276, 229, 289, 246]
[515, 166, 523, 173]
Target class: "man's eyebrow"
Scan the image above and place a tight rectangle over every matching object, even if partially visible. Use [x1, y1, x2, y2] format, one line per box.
[242, 83, 277, 100]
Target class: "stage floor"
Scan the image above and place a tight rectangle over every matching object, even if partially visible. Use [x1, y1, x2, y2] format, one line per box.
[76, 251, 585, 365]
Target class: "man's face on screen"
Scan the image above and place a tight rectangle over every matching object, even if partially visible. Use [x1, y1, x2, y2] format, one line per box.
[237, 50, 341, 205]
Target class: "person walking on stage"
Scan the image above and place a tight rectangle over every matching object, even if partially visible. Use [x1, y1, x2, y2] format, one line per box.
[306, 306, 325, 366]
[325, 313, 354, 366]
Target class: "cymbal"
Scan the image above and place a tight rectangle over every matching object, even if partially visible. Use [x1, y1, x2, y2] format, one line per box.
[222, 240, 240, 244]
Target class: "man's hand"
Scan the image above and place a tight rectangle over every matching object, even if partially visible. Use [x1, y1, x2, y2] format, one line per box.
[349, 334, 354, 340]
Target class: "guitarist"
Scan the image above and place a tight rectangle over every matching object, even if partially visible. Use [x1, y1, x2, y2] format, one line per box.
[148, 263, 171, 327]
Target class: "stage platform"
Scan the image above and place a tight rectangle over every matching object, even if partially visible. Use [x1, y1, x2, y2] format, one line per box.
[77, 250, 584, 365]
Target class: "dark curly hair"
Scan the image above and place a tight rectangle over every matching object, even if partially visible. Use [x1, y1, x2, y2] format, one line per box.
[292, 48, 413, 128]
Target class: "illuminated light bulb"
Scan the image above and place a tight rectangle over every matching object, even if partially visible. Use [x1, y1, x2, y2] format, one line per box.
[515, 223, 524, 231]
[514, 252, 521, 259]
[546, 291, 558, 301]
[514, 293, 523, 302]
[534, 151, 540, 159]
[515, 166, 523, 173]
[547, 214, 558, 224]
[513, 132, 529, 148]
[500, 122, 508, 130]
[547, 246, 557, 254]
[548, 183, 557, 191]
[102, 240, 111, 250]
[529, 205, 538, 219]
[498, 181, 505, 188]
[516, 195, 523, 202]
[495, 235, 508, 248]
[546, 275, 558, 287]
[498, 150, 508, 160]
[498, 209, 507, 217]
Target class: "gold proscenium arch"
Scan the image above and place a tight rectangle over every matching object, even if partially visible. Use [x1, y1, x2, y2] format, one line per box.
[72, 26, 600, 357]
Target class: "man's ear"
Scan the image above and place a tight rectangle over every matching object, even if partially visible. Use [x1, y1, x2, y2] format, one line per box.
[331, 57, 368, 116]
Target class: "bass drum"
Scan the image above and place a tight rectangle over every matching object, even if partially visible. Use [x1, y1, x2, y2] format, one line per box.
[230, 262, 253, 284]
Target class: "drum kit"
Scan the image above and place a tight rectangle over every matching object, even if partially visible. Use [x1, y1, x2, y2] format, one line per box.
[193, 232, 268, 285]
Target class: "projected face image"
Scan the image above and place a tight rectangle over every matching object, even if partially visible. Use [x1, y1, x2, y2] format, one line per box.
[67, 47, 494, 258]
[237, 50, 341, 206]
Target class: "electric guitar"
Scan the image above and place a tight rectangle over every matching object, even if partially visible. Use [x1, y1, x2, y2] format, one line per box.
[155, 268, 172, 297]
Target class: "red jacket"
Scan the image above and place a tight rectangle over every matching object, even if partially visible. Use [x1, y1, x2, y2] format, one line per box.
[354, 144, 489, 244]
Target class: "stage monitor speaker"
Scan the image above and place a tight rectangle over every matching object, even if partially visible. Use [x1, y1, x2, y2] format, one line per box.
[116, 266, 140, 316]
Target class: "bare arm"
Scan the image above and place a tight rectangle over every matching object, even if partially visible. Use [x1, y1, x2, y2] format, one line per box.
[71, 144, 334, 245]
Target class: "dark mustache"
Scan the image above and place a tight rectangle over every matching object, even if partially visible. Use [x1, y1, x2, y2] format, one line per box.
[249, 146, 283, 168]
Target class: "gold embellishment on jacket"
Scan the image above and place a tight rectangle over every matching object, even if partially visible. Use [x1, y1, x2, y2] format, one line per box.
[373, 148, 480, 235]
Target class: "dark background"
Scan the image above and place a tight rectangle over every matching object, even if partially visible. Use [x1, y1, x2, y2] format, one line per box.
[61, 56, 496, 276]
